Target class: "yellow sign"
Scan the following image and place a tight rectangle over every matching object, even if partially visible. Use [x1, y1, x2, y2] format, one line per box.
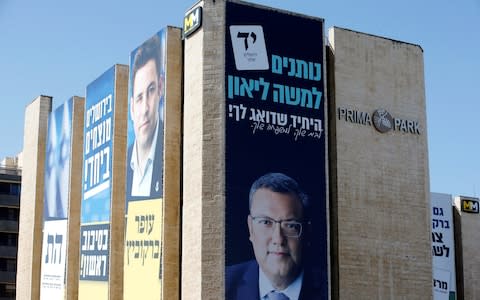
[124, 199, 163, 299]
[183, 7, 202, 37]
[78, 280, 108, 299]
[462, 199, 479, 213]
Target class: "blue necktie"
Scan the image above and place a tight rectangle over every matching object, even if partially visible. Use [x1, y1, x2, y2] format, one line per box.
[267, 291, 290, 300]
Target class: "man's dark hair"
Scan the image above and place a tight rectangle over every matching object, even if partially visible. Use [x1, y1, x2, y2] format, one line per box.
[131, 34, 163, 86]
[248, 172, 309, 218]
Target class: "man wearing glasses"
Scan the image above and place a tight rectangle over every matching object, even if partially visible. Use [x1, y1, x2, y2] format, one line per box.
[226, 173, 322, 300]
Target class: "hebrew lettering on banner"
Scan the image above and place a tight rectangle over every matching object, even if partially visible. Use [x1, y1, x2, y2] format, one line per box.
[123, 28, 167, 300]
[79, 66, 117, 300]
[40, 220, 68, 300]
[124, 199, 163, 299]
[431, 193, 456, 299]
[79, 224, 110, 281]
[225, 2, 328, 300]
[40, 99, 74, 300]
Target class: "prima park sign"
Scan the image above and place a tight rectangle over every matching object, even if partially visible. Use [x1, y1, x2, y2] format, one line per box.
[337, 107, 421, 135]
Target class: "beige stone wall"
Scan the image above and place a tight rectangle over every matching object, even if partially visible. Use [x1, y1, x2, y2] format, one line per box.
[182, 3, 204, 293]
[454, 196, 480, 299]
[109, 64, 128, 300]
[182, 0, 226, 299]
[328, 27, 432, 299]
[162, 26, 182, 300]
[66, 96, 85, 300]
[16, 95, 52, 300]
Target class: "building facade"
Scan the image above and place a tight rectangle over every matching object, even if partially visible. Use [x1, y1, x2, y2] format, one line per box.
[0, 157, 21, 300]
[12, 1, 480, 299]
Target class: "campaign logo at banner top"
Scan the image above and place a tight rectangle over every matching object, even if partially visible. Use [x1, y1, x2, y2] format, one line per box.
[229, 25, 269, 70]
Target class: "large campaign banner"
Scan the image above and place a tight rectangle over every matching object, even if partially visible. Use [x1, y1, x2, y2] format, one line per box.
[431, 193, 456, 300]
[124, 29, 165, 299]
[40, 99, 73, 300]
[79, 67, 115, 299]
[224, 2, 328, 299]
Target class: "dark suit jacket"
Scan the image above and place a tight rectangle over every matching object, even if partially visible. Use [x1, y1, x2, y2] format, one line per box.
[225, 260, 325, 300]
[126, 123, 163, 202]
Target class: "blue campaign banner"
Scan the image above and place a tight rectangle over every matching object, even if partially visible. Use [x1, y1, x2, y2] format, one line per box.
[81, 66, 115, 223]
[44, 99, 73, 220]
[224, 2, 328, 299]
[79, 223, 110, 281]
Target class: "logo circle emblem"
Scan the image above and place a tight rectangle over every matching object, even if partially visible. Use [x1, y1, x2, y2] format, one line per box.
[372, 109, 393, 133]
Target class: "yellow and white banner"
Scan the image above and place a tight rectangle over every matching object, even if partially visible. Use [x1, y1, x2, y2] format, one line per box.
[124, 199, 163, 299]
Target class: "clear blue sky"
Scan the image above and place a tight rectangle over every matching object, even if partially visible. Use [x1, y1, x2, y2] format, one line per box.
[0, 0, 479, 197]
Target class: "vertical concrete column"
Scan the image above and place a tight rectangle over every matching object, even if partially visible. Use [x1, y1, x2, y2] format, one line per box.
[109, 64, 128, 300]
[16, 95, 52, 300]
[454, 196, 480, 299]
[66, 96, 85, 300]
[182, 1, 226, 299]
[162, 26, 183, 300]
[328, 27, 432, 299]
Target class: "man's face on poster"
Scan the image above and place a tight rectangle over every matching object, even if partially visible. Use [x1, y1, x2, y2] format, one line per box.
[131, 59, 161, 151]
[248, 188, 304, 287]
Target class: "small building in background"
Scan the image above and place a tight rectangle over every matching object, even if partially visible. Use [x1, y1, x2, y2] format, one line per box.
[0, 155, 22, 300]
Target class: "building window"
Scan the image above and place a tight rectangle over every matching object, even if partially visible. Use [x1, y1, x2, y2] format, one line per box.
[0, 283, 15, 298]
[0, 233, 17, 247]
[0, 183, 9, 194]
[9, 184, 19, 196]
[0, 208, 19, 222]
[0, 183, 20, 196]
[0, 258, 16, 272]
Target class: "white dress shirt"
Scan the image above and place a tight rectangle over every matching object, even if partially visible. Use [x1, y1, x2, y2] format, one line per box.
[129, 118, 159, 197]
[259, 267, 304, 300]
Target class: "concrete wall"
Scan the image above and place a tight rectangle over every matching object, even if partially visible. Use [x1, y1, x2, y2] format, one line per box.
[16, 95, 52, 300]
[454, 196, 480, 300]
[108, 64, 128, 300]
[328, 27, 432, 299]
[182, 1, 226, 299]
[66, 96, 85, 300]
[162, 26, 183, 300]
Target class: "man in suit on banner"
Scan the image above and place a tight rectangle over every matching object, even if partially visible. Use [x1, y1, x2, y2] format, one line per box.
[127, 35, 164, 200]
[226, 172, 323, 300]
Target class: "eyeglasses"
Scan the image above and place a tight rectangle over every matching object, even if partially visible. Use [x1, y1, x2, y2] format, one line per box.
[250, 215, 303, 238]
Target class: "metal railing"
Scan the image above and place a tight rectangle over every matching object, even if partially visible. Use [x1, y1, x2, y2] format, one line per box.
[0, 168, 21, 177]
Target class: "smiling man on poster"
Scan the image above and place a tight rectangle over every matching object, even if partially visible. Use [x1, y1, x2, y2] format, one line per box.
[226, 173, 323, 300]
[127, 35, 164, 200]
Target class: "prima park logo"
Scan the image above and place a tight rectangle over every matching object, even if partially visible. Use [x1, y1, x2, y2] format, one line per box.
[337, 107, 421, 135]
[372, 109, 393, 133]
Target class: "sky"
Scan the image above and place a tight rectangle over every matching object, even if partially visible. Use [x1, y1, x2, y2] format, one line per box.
[0, 0, 478, 197]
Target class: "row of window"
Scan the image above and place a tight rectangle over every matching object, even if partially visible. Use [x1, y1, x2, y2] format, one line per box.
[0, 208, 18, 222]
[0, 283, 15, 298]
[0, 233, 17, 247]
[0, 183, 20, 196]
[0, 259, 16, 272]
